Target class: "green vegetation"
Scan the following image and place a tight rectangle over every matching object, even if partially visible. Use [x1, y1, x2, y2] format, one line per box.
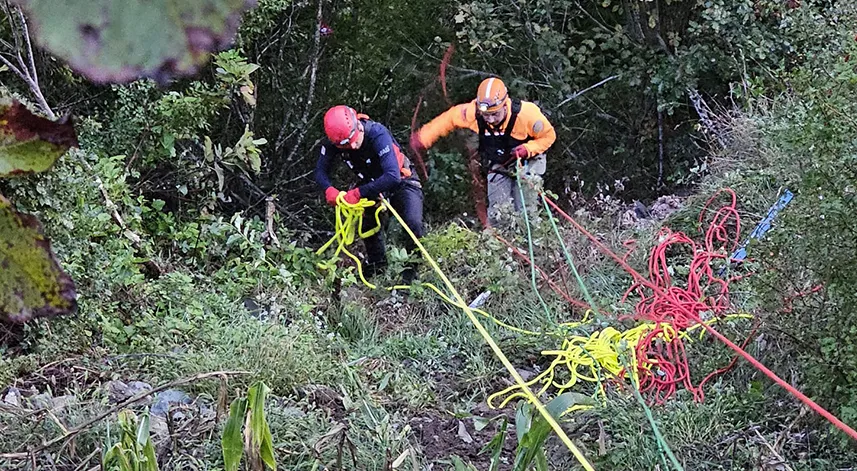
[2, 1, 857, 470]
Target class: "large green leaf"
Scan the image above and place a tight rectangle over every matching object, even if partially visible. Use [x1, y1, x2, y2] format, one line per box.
[513, 393, 593, 471]
[0, 195, 76, 323]
[247, 381, 277, 470]
[10, 0, 257, 83]
[136, 412, 159, 471]
[0, 100, 77, 177]
[222, 397, 247, 471]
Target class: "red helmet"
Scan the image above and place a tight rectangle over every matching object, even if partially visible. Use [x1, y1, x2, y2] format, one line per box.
[323, 105, 361, 147]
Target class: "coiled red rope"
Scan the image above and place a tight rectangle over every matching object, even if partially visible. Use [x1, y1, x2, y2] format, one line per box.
[541, 189, 857, 441]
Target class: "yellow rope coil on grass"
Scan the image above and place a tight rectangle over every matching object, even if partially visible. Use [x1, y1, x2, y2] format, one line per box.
[487, 313, 754, 410]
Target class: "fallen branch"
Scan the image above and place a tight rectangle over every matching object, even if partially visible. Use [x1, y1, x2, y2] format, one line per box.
[687, 87, 726, 148]
[0, 452, 28, 460]
[4, 370, 251, 460]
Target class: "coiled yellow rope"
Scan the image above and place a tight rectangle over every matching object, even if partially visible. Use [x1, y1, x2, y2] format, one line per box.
[315, 193, 385, 289]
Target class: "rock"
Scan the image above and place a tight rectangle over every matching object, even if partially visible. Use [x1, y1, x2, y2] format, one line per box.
[151, 389, 192, 417]
[633, 200, 651, 219]
[620, 195, 683, 229]
[107, 380, 153, 403]
[457, 420, 474, 444]
[518, 369, 536, 382]
[51, 395, 76, 411]
[29, 392, 53, 410]
[242, 297, 269, 321]
[2, 387, 21, 407]
[619, 209, 641, 229]
[149, 414, 169, 439]
[649, 195, 683, 220]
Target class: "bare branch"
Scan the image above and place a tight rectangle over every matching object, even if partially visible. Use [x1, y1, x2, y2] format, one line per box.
[282, 0, 324, 167]
[657, 103, 664, 189]
[261, 196, 281, 248]
[76, 156, 143, 247]
[2, 1, 21, 57]
[0, 3, 55, 119]
[282, 169, 313, 186]
[687, 87, 726, 148]
[556, 75, 619, 108]
[18, 7, 39, 88]
[0, 53, 25, 80]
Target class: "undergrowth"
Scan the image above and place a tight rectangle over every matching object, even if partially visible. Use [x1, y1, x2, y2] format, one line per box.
[5, 33, 857, 471]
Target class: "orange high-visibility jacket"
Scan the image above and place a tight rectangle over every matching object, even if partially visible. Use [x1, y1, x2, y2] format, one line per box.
[416, 98, 556, 158]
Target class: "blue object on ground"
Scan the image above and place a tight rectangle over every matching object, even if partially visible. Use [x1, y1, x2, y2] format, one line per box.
[719, 189, 794, 276]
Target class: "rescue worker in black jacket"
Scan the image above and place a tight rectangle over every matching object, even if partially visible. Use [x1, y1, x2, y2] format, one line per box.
[315, 105, 423, 284]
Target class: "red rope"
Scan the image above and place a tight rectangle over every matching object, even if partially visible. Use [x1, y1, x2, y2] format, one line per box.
[782, 284, 824, 313]
[697, 320, 760, 392]
[439, 44, 454, 105]
[408, 93, 430, 181]
[408, 44, 456, 182]
[542, 190, 857, 441]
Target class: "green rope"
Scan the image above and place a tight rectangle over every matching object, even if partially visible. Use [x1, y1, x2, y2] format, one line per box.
[581, 345, 677, 467]
[513, 165, 683, 470]
[540, 193, 599, 313]
[619, 353, 685, 471]
[515, 164, 553, 321]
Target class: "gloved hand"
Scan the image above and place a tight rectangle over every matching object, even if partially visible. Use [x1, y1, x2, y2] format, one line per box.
[343, 188, 361, 205]
[324, 187, 340, 206]
[511, 145, 529, 159]
[409, 132, 427, 157]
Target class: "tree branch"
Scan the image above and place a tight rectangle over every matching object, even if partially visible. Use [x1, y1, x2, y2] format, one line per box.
[75, 156, 145, 248]
[17, 7, 38, 87]
[687, 88, 726, 148]
[281, 0, 324, 168]
[657, 102, 664, 189]
[556, 75, 619, 108]
[0, 3, 55, 119]
[0, 53, 25, 80]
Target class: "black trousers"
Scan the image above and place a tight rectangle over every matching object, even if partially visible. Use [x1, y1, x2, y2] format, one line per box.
[363, 179, 424, 266]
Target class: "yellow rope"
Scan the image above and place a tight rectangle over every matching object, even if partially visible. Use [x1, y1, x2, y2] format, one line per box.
[315, 194, 385, 289]
[381, 197, 597, 471]
[487, 313, 754, 410]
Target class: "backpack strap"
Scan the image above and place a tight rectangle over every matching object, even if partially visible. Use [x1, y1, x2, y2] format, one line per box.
[502, 99, 522, 149]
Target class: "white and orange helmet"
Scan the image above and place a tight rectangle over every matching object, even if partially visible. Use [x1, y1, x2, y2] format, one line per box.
[476, 77, 508, 113]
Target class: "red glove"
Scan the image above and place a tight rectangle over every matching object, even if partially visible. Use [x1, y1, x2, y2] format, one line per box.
[324, 187, 340, 206]
[343, 188, 361, 205]
[511, 145, 529, 159]
[409, 132, 427, 157]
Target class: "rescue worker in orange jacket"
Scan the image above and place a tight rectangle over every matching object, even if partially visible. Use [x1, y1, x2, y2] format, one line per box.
[410, 77, 556, 226]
